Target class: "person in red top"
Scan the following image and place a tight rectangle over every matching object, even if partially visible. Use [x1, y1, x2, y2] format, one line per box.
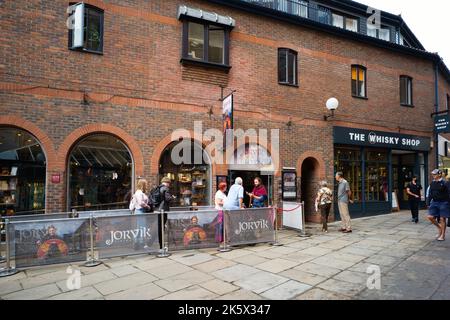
[247, 177, 268, 208]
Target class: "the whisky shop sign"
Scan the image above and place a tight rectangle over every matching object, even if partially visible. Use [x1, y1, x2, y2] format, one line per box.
[333, 127, 430, 152]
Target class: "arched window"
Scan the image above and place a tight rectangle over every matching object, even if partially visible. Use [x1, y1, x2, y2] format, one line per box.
[68, 134, 133, 211]
[159, 140, 211, 207]
[0, 127, 46, 215]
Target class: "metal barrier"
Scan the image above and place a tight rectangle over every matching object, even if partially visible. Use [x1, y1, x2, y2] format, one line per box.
[224, 207, 276, 247]
[0, 207, 283, 276]
[76, 209, 131, 218]
[166, 209, 221, 251]
[170, 206, 215, 212]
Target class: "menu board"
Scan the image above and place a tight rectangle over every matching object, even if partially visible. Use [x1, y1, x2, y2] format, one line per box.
[282, 169, 297, 201]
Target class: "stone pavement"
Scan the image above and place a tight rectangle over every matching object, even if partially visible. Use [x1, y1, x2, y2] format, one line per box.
[1, 210, 449, 300]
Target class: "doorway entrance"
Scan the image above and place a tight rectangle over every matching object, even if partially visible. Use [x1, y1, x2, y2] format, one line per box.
[228, 171, 273, 207]
[300, 157, 319, 221]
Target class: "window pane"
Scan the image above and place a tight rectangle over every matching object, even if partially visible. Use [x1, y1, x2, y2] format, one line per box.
[351, 67, 357, 96]
[188, 22, 204, 60]
[367, 23, 377, 38]
[292, 0, 308, 18]
[379, 28, 390, 41]
[208, 27, 224, 64]
[287, 51, 296, 85]
[332, 13, 344, 28]
[358, 68, 366, 97]
[346, 18, 358, 32]
[85, 9, 102, 52]
[400, 77, 407, 104]
[407, 78, 412, 105]
[278, 50, 287, 83]
[317, 7, 329, 24]
[366, 162, 388, 201]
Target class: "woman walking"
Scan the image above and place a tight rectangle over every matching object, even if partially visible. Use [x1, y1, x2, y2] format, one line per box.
[315, 181, 333, 233]
[130, 178, 151, 248]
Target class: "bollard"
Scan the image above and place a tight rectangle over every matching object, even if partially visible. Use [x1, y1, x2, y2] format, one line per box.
[84, 214, 102, 267]
[217, 210, 231, 252]
[298, 201, 311, 238]
[0, 219, 19, 277]
[270, 207, 283, 246]
[157, 210, 170, 258]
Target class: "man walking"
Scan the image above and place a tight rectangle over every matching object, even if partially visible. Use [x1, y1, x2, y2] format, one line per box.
[406, 175, 422, 223]
[426, 169, 448, 241]
[335, 172, 353, 233]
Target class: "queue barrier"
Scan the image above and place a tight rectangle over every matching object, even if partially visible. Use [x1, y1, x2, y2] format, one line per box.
[0, 207, 281, 277]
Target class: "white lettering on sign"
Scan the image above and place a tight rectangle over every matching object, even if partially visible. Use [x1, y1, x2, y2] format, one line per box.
[349, 133, 366, 142]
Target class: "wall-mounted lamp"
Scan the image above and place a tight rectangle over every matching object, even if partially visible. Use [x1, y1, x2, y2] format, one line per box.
[324, 97, 339, 121]
[286, 117, 293, 128]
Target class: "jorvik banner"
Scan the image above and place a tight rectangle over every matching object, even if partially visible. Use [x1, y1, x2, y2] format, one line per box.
[9, 218, 90, 268]
[94, 214, 159, 258]
[225, 208, 275, 246]
[167, 211, 222, 250]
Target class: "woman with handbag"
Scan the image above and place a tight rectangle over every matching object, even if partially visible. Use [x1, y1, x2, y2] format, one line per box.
[315, 181, 333, 233]
[130, 179, 151, 249]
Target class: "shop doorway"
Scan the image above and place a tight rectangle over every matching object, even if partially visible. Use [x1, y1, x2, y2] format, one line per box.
[228, 171, 272, 207]
[300, 157, 319, 221]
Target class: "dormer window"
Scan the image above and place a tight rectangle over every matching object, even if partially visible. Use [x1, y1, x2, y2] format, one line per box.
[332, 13, 358, 32]
[367, 24, 391, 41]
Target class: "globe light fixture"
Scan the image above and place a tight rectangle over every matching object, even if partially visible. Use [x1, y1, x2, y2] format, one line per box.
[324, 97, 339, 121]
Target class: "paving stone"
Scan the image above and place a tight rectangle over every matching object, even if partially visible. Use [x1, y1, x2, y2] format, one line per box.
[25, 265, 68, 277]
[94, 271, 158, 296]
[169, 252, 215, 266]
[157, 285, 217, 300]
[232, 254, 269, 266]
[0, 280, 22, 296]
[233, 271, 289, 294]
[318, 239, 355, 250]
[264, 246, 299, 255]
[285, 241, 314, 250]
[20, 270, 72, 290]
[254, 250, 285, 259]
[333, 270, 369, 285]
[154, 270, 214, 292]
[283, 252, 317, 264]
[279, 269, 327, 286]
[105, 283, 168, 300]
[193, 258, 236, 273]
[77, 263, 110, 275]
[0, 271, 27, 283]
[217, 289, 263, 300]
[133, 257, 176, 271]
[103, 257, 135, 268]
[47, 286, 103, 300]
[261, 280, 312, 300]
[217, 249, 253, 260]
[3, 283, 60, 300]
[146, 262, 194, 279]
[199, 279, 239, 295]
[317, 279, 366, 297]
[365, 255, 400, 268]
[212, 264, 260, 283]
[294, 262, 341, 278]
[295, 287, 351, 300]
[109, 265, 140, 277]
[255, 258, 299, 273]
[310, 256, 357, 270]
[297, 247, 334, 257]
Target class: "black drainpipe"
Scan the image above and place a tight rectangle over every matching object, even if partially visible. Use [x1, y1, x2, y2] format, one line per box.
[434, 60, 440, 169]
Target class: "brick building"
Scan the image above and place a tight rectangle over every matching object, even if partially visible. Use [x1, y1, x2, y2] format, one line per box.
[1, 0, 450, 222]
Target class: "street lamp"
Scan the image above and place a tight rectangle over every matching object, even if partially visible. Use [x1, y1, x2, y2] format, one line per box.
[324, 97, 339, 121]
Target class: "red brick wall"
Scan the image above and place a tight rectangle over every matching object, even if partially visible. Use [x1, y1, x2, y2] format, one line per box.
[0, 0, 445, 215]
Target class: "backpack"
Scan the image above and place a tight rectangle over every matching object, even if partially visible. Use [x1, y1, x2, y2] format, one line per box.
[149, 186, 162, 207]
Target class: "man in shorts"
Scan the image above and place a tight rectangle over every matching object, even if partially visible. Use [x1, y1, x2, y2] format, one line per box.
[427, 169, 449, 241]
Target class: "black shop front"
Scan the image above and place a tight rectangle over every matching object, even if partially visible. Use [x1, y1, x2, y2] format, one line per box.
[333, 127, 431, 219]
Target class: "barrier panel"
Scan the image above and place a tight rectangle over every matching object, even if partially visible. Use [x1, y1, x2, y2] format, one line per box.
[167, 209, 221, 250]
[77, 209, 131, 218]
[224, 208, 276, 246]
[3, 213, 70, 222]
[94, 213, 160, 259]
[8, 217, 90, 269]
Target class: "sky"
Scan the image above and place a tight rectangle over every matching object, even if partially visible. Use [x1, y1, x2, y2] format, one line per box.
[359, 0, 450, 64]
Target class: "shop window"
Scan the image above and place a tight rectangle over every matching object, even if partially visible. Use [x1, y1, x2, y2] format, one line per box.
[68, 3, 104, 53]
[68, 134, 133, 211]
[400, 76, 413, 106]
[334, 148, 362, 202]
[351, 65, 367, 98]
[159, 140, 211, 207]
[365, 150, 388, 202]
[0, 128, 46, 216]
[278, 48, 298, 86]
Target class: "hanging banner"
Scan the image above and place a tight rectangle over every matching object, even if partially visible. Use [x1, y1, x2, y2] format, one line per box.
[223, 93, 233, 150]
[224, 208, 275, 246]
[94, 213, 159, 258]
[167, 210, 221, 250]
[9, 218, 90, 268]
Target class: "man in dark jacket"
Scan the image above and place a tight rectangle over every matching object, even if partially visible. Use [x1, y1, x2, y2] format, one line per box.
[156, 177, 174, 249]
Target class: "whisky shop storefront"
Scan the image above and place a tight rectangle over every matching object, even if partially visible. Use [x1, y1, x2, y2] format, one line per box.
[334, 127, 431, 218]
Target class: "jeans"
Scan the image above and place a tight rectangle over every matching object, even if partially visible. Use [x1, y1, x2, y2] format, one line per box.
[409, 199, 419, 221]
[134, 208, 147, 247]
